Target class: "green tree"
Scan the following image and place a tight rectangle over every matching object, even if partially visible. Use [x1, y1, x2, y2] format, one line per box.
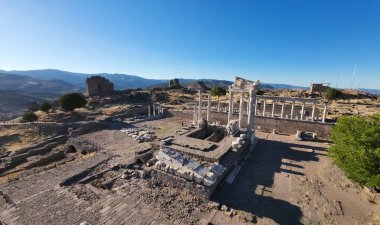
[325, 88, 342, 100]
[210, 86, 227, 112]
[21, 111, 38, 123]
[329, 113, 380, 190]
[40, 102, 52, 114]
[60, 93, 87, 111]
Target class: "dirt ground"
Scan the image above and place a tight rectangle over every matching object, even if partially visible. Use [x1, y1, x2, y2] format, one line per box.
[211, 131, 380, 225]
[1, 116, 379, 225]
[0, 125, 46, 151]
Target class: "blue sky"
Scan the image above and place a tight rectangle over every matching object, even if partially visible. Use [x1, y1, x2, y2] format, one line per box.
[0, 0, 379, 89]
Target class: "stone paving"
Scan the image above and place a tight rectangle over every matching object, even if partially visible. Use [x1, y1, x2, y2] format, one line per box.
[0, 152, 187, 225]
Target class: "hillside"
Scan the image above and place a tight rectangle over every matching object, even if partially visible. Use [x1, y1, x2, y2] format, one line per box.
[0, 73, 79, 93]
[0, 90, 60, 120]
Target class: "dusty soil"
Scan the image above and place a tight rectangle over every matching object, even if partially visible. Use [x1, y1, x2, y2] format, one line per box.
[0, 125, 46, 151]
[211, 132, 380, 225]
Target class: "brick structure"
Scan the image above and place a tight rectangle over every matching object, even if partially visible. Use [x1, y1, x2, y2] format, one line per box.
[86, 76, 114, 96]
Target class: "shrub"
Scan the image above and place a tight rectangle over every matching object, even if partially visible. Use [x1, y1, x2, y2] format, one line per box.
[210, 86, 227, 111]
[329, 113, 380, 190]
[325, 88, 342, 100]
[21, 111, 38, 122]
[40, 102, 52, 114]
[60, 93, 87, 111]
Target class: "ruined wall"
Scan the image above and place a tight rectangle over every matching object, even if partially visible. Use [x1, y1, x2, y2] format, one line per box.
[167, 110, 333, 140]
[86, 76, 114, 96]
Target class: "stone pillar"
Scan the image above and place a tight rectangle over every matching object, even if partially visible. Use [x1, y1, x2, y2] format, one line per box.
[193, 105, 197, 125]
[247, 89, 256, 137]
[246, 94, 249, 115]
[148, 105, 151, 117]
[322, 103, 327, 123]
[153, 103, 156, 117]
[263, 100, 266, 116]
[281, 103, 285, 118]
[239, 92, 244, 128]
[198, 90, 202, 124]
[311, 102, 316, 121]
[228, 89, 234, 123]
[247, 94, 252, 125]
[207, 94, 211, 122]
[290, 101, 295, 119]
[254, 99, 258, 115]
[301, 102, 305, 120]
[217, 99, 221, 112]
[271, 102, 275, 117]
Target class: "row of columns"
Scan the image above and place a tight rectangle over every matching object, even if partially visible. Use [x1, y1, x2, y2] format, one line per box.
[193, 90, 213, 126]
[147, 102, 164, 117]
[254, 99, 327, 122]
[227, 88, 257, 131]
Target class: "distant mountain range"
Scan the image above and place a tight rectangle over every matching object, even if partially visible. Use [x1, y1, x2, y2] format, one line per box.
[0, 69, 311, 93]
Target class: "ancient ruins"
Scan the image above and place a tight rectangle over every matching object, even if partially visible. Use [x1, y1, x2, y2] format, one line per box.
[86, 76, 114, 96]
[0, 76, 379, 225]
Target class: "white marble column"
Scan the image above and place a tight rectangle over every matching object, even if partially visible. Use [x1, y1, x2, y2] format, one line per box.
[300, 102, 305, 120]
[263, 100, 267, 116]
[322, 103, 327, 123]
[207, 94, 211, 122]
[239, 92, 244, 128]
[247, 89, 256, 137]
[217, 99, 221, 112]
[246, 94, 249, 115]
[193, 105, 197, 125]
[153, 103, 156, 117]
[271, 102, 275, 117]
[281, 103, 285, 118]
[148, 105, 151, 117]
[198, 90, 202, 124]
[311, 102, 316, 121]
[254, 99, 258, 116]
[290, 101, 295, 119]
[228, 89, 234, 123]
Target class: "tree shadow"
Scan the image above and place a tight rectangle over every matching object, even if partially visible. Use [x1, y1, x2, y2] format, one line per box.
[211, 137, 325, 225]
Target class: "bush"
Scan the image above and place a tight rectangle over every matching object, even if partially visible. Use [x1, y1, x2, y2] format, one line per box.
[329, 113, 380, 190]
[40, 102, 52, 114]
[60, 93, 87, 111]
[21, 111, 38, 122]
[325, 88, 342, 100]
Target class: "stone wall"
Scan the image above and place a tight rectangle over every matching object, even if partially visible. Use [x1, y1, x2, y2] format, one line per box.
[167, 110, 333, 140]
[86, 76, 114, 96]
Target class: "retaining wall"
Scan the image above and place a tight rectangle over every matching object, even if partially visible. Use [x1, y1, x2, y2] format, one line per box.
[167, 110, 333, 140]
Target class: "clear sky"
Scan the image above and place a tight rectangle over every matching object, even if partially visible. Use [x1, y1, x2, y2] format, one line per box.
[0, 0, 379, 89]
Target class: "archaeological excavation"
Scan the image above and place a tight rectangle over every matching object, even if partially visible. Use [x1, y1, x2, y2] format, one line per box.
[0, 76, 379, 225]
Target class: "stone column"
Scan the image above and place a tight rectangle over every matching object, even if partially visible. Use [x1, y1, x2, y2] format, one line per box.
[281, 103, 285, 118]
[193, 105, 197, 125]
[254, 99, 258, 115]
[198, 90, 202, 124]
[290, 101, 295, 119]
[246, 94, 249, 115]
[239, 92, 244, 128]
[322, 103, 327, 123]
[300, 102, 305, 120]
[217, 99, 221, 112]
[148, 105, 151, 117]
[153, 103, 156, 117]
[311, 102, 316, 121]
[207, 94, 211, 122]
[228, 88, 234, 123]
[263, 100, 266, 116]
[247, 89, 256, 137]
[271, 102, 275, 117]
